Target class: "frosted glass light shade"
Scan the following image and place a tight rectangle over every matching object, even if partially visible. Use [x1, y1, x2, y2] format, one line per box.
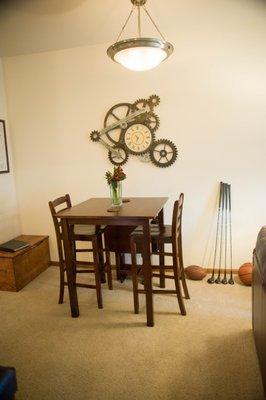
[107, 38, 173, 72]
[114, 46, 166, 71]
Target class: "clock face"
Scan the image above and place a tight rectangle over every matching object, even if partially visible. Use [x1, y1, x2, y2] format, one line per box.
[124, 124, 153, 154]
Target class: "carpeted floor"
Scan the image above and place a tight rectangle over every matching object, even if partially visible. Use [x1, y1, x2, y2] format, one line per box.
[0, 267, 264, 400]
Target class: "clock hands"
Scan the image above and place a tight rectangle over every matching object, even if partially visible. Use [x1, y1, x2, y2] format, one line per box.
[134, 134, 140, 144]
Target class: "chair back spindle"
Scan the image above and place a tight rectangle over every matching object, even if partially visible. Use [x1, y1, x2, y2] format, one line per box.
[49, 194, 72, 261]
[171, 193, 184, 265]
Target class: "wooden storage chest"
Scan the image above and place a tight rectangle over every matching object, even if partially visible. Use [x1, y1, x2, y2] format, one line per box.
[0, 235, 50, 292]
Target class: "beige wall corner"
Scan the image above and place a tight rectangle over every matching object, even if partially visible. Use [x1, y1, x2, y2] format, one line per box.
[0, 58, 20, 242]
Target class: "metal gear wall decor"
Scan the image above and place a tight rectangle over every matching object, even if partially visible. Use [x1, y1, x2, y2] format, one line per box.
[89, 95, 178, 168]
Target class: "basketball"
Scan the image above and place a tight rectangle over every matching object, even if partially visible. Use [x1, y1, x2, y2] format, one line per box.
[185, 265, 207, 280]
[238, 263, 253, 286]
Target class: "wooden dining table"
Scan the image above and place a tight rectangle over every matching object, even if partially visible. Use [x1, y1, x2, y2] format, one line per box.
[56, 197, 168, 327]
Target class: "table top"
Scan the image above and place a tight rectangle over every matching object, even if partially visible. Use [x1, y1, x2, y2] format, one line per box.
[56, 197, 168, 220]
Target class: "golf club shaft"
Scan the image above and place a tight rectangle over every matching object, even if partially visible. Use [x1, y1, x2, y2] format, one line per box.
[222, 183, 228, 283]
[209, 182, 223, 280]
[228, 184, 234, 283]
[216, 182, 225, 282]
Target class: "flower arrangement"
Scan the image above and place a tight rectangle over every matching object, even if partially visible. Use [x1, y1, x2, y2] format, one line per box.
[105, 166, 126, 206]
[105, 166, 126, 186]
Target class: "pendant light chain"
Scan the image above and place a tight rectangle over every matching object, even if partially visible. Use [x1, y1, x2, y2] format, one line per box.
[138, 5, 141, 37]
[115, 3, 167, 43]
[116, 5, 136, 43]
[143, 5, 167, 42]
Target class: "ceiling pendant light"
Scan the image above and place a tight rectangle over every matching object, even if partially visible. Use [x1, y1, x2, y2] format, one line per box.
[107, 0, 174, 72]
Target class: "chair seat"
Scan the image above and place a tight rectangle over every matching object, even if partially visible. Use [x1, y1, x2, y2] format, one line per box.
[74, 225, 105, 237]
[132, 224, 172, 242]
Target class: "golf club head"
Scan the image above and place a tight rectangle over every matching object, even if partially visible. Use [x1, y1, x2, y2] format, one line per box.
[228, 277, 235, 285]
[215, 276, 222, 284]
[207, 276, 215, 284]
[222, 277, 228, 285]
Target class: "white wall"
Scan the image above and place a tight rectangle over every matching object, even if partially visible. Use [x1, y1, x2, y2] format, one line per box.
[2, 0, 266, 265]
[0, 58, 20, 242]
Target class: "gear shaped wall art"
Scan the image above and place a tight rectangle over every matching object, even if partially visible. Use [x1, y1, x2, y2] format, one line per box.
[89, 95, 178, 168]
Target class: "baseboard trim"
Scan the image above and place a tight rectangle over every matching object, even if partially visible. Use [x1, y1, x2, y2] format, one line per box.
[50, 261, 60, 267]
[206, 268, 238, 274]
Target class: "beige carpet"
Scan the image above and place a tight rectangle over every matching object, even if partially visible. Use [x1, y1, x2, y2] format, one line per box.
[0, 267, 264, 400]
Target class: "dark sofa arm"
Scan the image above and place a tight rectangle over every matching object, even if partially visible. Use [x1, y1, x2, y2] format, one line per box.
[0, 367, 17, 400]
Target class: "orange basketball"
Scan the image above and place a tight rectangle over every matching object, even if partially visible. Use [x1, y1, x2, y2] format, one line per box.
[238, 263, 253, 286]
[185, 265, 207, 280]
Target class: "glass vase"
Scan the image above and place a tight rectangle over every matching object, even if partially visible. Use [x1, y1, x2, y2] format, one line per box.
[110, 181, 122, 207]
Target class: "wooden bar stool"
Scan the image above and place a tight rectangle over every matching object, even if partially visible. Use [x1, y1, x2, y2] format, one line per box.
[49, 194, 112, 307]
[130, 193, 190, 316]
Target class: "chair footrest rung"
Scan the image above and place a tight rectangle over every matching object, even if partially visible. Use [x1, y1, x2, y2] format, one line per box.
[152, 273, 175, 279]
[137, 289, 178, 294]
[151, 266, 174, 271]
[75, 261, 94, 266]
[75, 249, 93, 252]
[76, 269, 94, 273]
[136, 267, 174, 274]
[76, 283, 96, 289]
[151, 252, 173, 257]
[64, 282, 96, 289]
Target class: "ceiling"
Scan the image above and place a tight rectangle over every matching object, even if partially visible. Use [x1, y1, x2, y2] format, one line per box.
[0, 0, 265, 57]
[0, 0, 181, 56]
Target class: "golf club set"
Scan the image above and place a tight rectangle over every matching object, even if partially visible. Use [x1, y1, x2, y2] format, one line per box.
[208, 182, 234, 285]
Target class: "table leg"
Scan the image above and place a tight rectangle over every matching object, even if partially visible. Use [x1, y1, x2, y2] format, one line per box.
[62, 219, 79, 318]
[142, 220, 154, 327]
[97, 234, 106, 283]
